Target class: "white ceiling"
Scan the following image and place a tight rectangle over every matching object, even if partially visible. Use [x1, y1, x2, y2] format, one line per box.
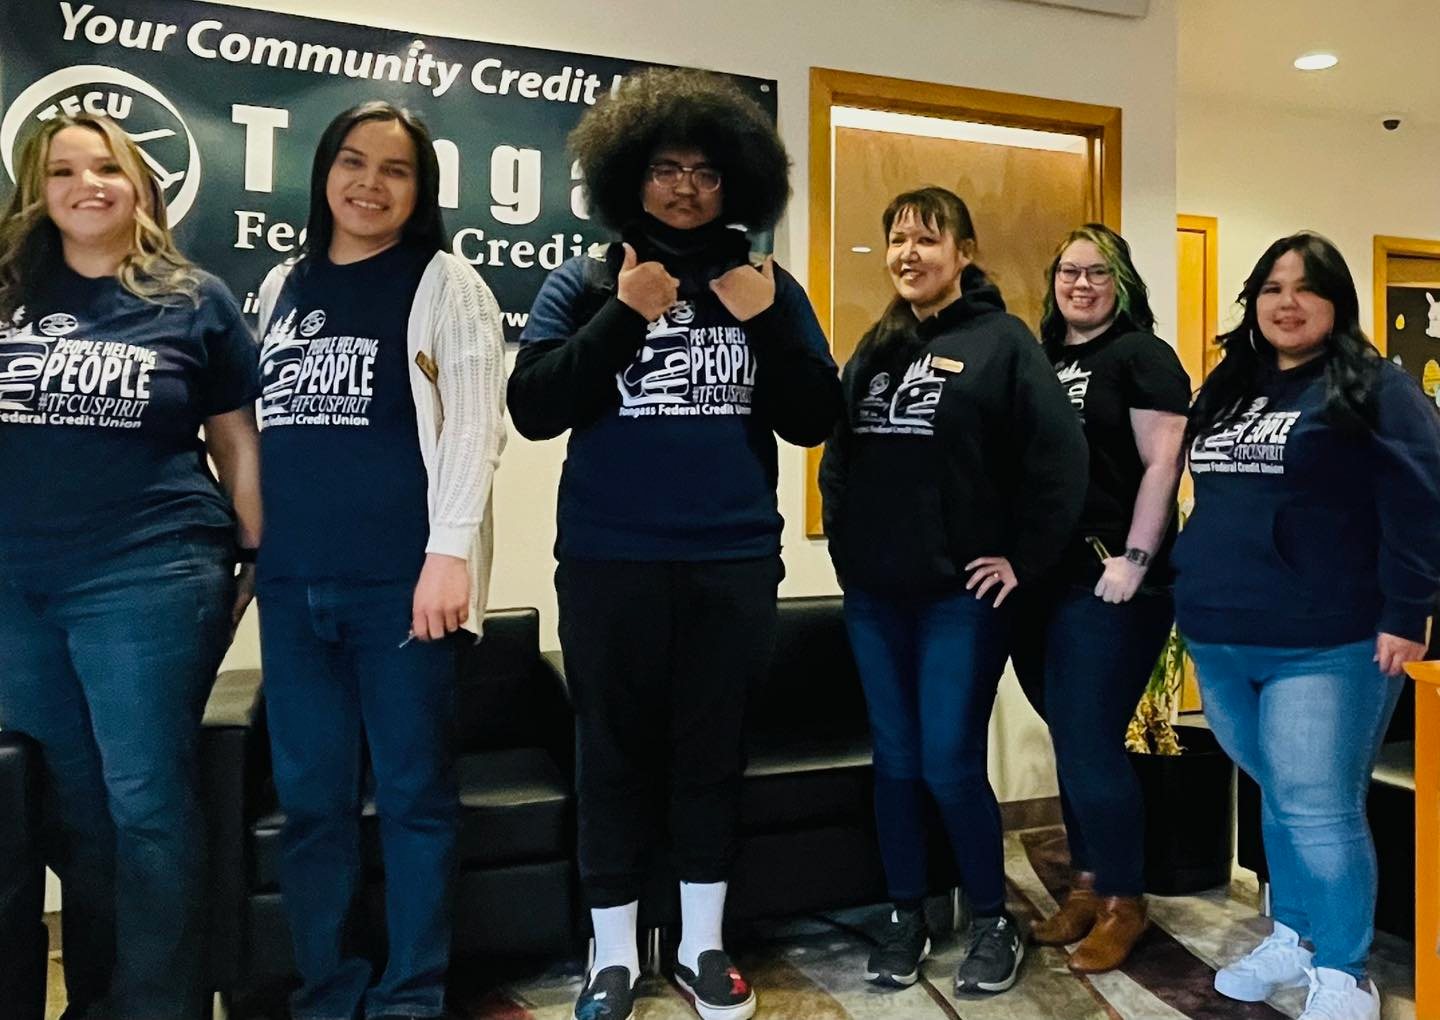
[1179, 0, 1440, 128]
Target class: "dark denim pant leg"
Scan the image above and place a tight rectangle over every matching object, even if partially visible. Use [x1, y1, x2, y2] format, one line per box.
[1042, 586, 1174, 896]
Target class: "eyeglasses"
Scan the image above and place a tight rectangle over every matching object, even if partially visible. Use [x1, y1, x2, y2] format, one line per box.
[1057, 263, 1113, 284]
[647, 162, 722, 193]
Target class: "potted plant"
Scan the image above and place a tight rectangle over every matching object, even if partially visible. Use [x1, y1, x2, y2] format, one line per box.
[1125, 616, 1237, 895]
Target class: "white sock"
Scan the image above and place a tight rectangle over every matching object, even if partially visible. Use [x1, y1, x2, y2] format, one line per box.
[590, 901, 640, 985]
[677, 880, 727, 973]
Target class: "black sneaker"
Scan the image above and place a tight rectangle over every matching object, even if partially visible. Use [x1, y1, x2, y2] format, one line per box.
[673, 949, 757, 1020]
[954, 912, 1025, 995]
[573, 965, 637, 1020]
[865, 907, 932, 987]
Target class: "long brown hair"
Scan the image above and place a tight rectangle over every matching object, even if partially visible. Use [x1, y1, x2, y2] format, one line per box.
[0, 114, 199, 320]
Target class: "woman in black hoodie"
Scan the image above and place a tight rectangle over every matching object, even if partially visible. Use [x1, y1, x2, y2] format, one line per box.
[820, 187, 1087, 996]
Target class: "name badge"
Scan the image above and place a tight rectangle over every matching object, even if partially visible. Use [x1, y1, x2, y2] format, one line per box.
[931, 356, 965, 374]
[415, 350, 439, 384]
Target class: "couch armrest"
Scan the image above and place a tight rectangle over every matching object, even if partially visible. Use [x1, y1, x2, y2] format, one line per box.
[0, 732, 46, 1020]
[540, 650, 569, 702]
[201, 669, 268, 991]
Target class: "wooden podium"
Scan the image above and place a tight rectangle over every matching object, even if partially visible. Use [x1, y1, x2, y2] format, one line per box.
[1404, 660, 1440, 1013]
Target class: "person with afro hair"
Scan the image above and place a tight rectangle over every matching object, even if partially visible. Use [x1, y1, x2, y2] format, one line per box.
[508, 66, 841, 1020]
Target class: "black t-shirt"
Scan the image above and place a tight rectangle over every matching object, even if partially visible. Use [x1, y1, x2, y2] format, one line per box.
[257, 244, 431, 582]
[1048, 319, 1191, 584]
[0, 263, 258, 570]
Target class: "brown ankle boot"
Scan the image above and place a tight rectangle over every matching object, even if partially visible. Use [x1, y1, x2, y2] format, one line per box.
[1067, 895, 1148, 973]
[1031, 871, 1097, 946]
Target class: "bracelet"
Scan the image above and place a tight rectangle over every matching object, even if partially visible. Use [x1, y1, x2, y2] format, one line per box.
[235, 546, 258, 564]
[1124, 547, 1152, 568]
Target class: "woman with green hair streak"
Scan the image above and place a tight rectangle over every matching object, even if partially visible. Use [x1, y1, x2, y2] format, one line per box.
[1011, 223, 1192, 974]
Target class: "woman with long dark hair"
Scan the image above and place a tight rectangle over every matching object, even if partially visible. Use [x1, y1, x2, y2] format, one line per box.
[509, 68, 839, 1020]
[0, 114, 260, 1019]
[1176, 233, 1440, 1020]
[820, 187, 1087, 996]
[255, 100, 506, 1020]
[1011, 224, 1190, 973]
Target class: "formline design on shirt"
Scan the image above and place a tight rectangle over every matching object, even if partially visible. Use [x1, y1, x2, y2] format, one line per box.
[854, 354, 943, 436]
[1056, 361, 1093, 418]
[615, 302, 756, 418]
[1190, 396, 1300, 475]
[0, 320, 155, 430]
[259, 308, 377, 430]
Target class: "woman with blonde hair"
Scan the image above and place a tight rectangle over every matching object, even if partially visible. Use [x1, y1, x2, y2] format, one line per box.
[0, 114, 261, 1018]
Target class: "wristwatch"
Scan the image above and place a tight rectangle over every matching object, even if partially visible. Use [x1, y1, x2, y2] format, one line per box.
[1124, 547, 1152, 568]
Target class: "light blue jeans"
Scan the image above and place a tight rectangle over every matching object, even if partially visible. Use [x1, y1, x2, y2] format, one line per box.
[1187, 638, 1401, 979]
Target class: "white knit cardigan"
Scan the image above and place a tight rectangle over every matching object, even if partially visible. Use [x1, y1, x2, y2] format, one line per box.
[256, 250, 507, 636]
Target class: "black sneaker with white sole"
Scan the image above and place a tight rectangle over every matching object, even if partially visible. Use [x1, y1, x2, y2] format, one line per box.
[865, 907, 932, 987]
[954, 912, 1025, 996]
[573, 965, 636, 1020]
[672, 949, 757, 1020]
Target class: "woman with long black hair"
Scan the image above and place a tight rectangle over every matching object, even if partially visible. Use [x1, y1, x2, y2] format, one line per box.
[820, 186, 1087, 997]
[255, 100, 506, 1020]
[1176, 233, 1440, 1020]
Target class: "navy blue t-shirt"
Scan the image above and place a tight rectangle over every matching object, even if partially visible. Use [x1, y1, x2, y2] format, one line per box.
[257, 244, 431, 582]
[0, 263, 258, 570]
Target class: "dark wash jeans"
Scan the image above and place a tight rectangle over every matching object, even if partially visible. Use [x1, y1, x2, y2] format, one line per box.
[0, 534, 235, 1020]
[843, 586, 1012, 916]
[257, 578, 458, 1020]
[1012, 582, 1175, 897]
[555, 556, 782, 909]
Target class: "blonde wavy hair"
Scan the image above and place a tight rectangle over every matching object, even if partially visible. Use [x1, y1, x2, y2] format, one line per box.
[0, 114, 199, 320]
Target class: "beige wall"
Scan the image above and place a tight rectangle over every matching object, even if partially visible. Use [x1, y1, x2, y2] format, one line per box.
[1178, 96, 1440, 339]
[210, 0, 1179, 804]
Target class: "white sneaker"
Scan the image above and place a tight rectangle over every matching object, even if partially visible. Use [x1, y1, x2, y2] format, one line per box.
[1214, 922, 1313, 1001]
[1298, 967, 1380, 1020]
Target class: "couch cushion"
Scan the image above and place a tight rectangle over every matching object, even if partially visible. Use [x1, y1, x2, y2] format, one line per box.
[741, 735, 873, 832]
[746, 596, 870, 748]
[1372, 740, 1414, 791]
[250, 747, 569, 891]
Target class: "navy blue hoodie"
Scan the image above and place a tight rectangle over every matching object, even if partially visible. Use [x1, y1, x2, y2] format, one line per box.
[509, 218, 841, 561]
[1174, 356, 1440, 646]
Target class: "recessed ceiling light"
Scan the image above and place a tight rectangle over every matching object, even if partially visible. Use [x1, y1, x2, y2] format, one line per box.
[1294, 52, 1338, 71]
[850, 245, 873, 254]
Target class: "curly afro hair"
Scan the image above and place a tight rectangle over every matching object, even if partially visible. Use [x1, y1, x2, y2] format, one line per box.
[569, 67, 791, 231]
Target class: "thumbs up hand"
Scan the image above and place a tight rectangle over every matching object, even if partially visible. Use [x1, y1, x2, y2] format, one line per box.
[617, 243, 680, 321]
[710, 256, 776, 322]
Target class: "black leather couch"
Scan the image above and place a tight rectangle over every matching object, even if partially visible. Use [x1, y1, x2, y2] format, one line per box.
[202, 608, 578, 1006]
[1236, 683, 1415, 939]
[612, 595, 953, 934]
[0, 731, 47, 1020]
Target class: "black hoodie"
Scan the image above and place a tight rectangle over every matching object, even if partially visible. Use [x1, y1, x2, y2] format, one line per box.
[819, 267, 1088, 594]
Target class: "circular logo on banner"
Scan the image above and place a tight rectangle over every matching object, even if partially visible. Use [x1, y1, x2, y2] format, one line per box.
[299, 310, 327, 337]
[0, 65, 202, 226]
[38, 312, 78, 336]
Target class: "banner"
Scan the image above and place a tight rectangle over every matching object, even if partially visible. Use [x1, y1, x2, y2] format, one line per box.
[0, 1, 778, 338]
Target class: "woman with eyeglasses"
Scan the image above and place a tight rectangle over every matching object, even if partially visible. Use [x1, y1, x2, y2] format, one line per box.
[1177, 233, 1440, 1020]
[1010, 224, 1190, 974]
[509, 68, 840, 1020]
[820, 187, 1087, 996]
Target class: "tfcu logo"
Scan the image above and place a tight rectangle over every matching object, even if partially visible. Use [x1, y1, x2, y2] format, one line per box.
[0, 331, 55, 411]
[0, 65, 201, 225]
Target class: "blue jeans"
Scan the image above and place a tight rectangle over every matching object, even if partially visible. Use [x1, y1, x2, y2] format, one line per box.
[1188, 638, 1401, 979]
[0, 536, 235, 1020]
[1013, 584, 1174, 896]
[844, 587, 1012, 915]
[258, 579, 458, 1020]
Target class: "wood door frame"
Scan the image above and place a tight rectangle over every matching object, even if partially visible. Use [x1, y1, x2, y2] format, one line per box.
[805, 67, 1123, 536]
[1176, 214, 1219, 378]
[1373, 234, 1440, 354]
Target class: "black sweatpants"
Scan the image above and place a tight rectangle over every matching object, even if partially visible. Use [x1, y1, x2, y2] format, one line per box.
[556, 556, 781, 909]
